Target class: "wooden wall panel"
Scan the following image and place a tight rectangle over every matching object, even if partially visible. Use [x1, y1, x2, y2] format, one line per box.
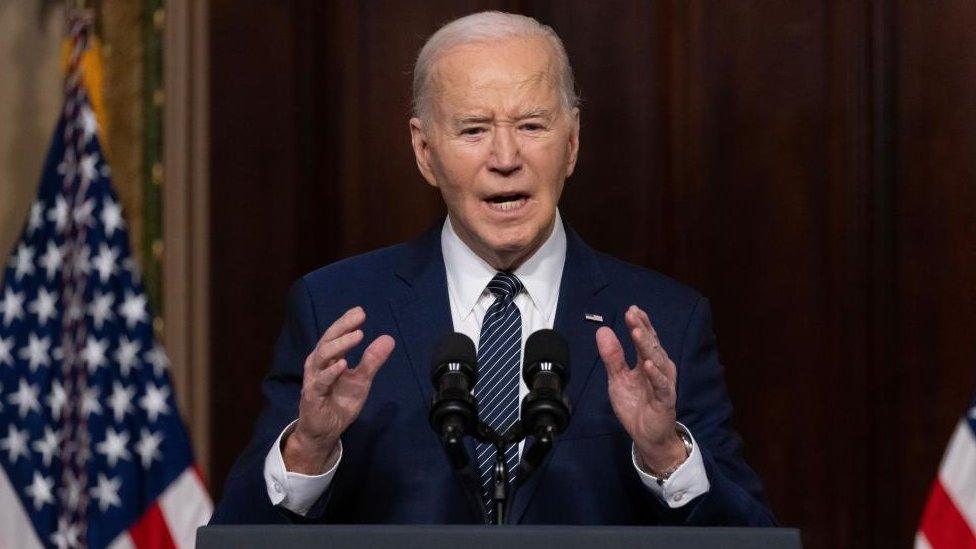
[883, 0, 976, 544]
[210, 0, 303, 494]
[207, 2, 976, 546]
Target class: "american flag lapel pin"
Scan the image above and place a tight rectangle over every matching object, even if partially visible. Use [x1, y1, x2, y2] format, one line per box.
[584, 313, 604, 323]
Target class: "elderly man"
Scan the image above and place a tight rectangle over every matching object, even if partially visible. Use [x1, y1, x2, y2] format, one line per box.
[212, 11, 774, 525]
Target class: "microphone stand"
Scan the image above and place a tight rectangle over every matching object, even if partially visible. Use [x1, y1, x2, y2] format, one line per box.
[473, 420, 557, 525]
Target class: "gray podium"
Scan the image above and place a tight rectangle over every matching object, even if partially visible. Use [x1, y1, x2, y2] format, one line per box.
[197, 525, 802, 549]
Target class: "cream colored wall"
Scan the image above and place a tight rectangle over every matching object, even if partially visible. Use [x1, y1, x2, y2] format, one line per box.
[0, 2, 65, 265]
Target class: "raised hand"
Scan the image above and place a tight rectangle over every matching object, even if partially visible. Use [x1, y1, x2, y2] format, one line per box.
[283, 306, 396, 474]
[596, 305, 687, 474]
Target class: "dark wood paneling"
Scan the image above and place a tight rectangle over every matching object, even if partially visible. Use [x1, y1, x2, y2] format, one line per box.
[210, 0, 303, 495]
[884, 0, 976, 544]
[207, 2, 976, 546]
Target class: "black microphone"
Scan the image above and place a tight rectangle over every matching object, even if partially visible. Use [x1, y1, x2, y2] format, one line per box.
[428, 332, 479, 470]
[518, 329, 571, 481]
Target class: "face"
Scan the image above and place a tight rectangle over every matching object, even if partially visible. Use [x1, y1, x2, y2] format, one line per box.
[410, 36, 580, 271]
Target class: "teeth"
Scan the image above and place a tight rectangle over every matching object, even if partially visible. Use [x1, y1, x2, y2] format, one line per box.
[487, 197, 527, 212]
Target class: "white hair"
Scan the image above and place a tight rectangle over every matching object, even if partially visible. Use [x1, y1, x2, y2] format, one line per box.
[412, 11, 579, 123]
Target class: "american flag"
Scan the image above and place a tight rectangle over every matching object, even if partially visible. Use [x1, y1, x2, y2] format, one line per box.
[0, 14, 211, 549]
[916, 390, 976, 548]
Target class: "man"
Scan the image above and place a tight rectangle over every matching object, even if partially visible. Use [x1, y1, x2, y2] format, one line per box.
[212, 11, 774, 525]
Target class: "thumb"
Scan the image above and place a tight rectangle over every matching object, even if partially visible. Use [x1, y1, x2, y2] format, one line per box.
[596, 326, 628, 378]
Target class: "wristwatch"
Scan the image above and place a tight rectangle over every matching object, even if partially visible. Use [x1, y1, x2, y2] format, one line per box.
[642, 428, 694, 486]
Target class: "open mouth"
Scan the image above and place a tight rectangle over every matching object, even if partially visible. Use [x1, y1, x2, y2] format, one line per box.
[484, 192, 529, 212]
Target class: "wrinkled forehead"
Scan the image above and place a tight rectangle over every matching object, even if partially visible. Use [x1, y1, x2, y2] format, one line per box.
[428, 37, 562, 119]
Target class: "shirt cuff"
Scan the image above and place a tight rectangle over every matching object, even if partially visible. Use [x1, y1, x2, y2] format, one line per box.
[631, 422, 710, 508]
[263, 420, 343, 516]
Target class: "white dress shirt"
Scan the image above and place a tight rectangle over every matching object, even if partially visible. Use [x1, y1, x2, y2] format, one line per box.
[264, 211, 709, 516]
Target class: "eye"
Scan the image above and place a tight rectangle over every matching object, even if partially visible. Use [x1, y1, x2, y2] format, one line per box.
[460, 127, 486, 136]
[521, 123, 546, 132]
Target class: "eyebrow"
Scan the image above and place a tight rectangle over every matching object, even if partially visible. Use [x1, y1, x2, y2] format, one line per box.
[452, 109, 554, 126]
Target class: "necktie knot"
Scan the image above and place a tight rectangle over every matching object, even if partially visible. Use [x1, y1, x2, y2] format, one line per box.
[486, 272, 523, 305]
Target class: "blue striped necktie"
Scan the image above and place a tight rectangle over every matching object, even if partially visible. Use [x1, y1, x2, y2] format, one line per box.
[474, 271, 524, 523]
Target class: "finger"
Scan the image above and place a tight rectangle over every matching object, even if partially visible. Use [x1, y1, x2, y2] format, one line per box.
[596, 327, 628, 378]
[634, 334, 675, 386]
[635, 306, 658, 338]
[625, 307, 653, 362]
[310, 359, 347, 396]
[310, 329, 364, 370]
[641, 359, 673, 399]
[630, 306, 671, 371]
[321, 306, 366, 343]
[352, 335, 396, 380]
[630, 325, 656, 365]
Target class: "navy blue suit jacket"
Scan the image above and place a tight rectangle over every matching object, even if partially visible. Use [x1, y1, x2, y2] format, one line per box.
[211, 224, 775, 526]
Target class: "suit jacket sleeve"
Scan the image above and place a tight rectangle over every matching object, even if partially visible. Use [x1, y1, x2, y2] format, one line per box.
[673, 297, 777, 526]
[210, 277, 330, 524]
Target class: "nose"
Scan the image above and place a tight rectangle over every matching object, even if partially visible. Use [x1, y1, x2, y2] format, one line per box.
[487, 126, 522, 176]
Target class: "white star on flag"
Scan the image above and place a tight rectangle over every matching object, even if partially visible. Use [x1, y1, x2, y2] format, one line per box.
[136, 428, 163, 468]
[80, 104, 98, 143]
[107, 382, 135, 422]
[81, 335, 109, 373]
[120, 290, 148, 329]
[51, 517, 81, 549]
[88, 290, 115, 330]
[10, 243, 35, 281]
[28, 287, 58, 325]
[24, 472, 55, 510]
[101, 197, 125, 237]
[92, 243, 119, 283]
[46, 378, 66, 419]
[95, 428, 132, 468]
[114, 335, 141, 376]
[58, 471, 84, 513]
[80, 386, 103, 419]
[80, 154, 99, 188]
[89, 473, 122, 511]
[38, 241, 64, 280]
[145, 344, 170, 376]
[0, 288, 25, 326]
[18, 333, 51, 372]
[7, 379, 41, 418]
[0, 424, 30, 463]
[32, 427, 60, 467]
[139, 383, 171, 422]
[47, 194, 69, 233]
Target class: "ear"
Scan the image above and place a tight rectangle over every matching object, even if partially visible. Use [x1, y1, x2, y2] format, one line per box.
[565, 107, 581, 178]
[409, 117, 439, 188]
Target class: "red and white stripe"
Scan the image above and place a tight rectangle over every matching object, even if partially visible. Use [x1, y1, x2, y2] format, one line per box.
[0, 465, 211, 549]
[110, 467, 212, 549]
[917, 419, 976, 548]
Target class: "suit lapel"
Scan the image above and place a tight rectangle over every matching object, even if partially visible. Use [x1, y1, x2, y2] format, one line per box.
[509, 227, 615, 524]
[387, 225, 453, 408]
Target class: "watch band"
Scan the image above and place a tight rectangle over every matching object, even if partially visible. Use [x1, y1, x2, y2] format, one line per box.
[645, 429, 693, 486]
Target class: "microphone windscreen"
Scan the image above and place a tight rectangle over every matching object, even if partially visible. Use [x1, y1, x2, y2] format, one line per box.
[523, 329, 570, 383]
[431, 332, 477, 377]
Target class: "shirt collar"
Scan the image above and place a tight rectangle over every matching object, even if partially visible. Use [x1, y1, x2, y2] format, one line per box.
[441, 210, 567, 320]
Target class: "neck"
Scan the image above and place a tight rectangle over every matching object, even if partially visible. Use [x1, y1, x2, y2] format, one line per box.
[449, 216, 556, 272]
